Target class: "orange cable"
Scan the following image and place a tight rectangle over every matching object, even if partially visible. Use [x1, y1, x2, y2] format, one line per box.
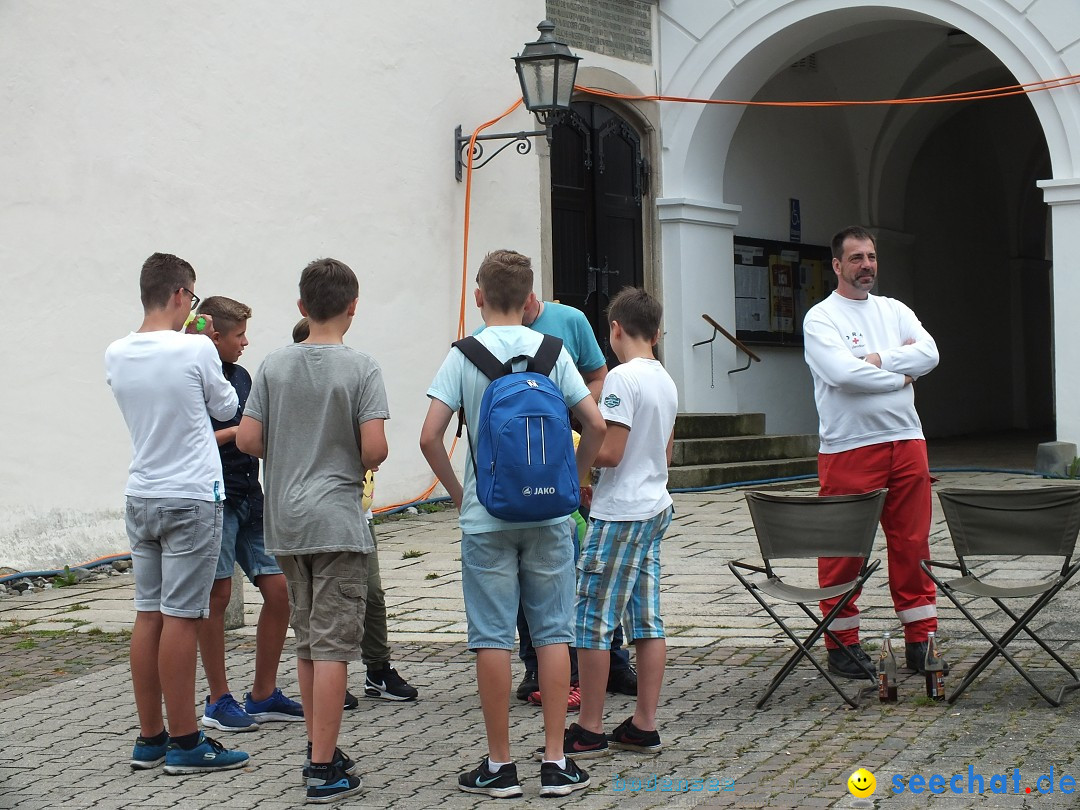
[373, 98, 525, 514]
[375, 70, 1080, 513]
[576, 71, 1080, 108]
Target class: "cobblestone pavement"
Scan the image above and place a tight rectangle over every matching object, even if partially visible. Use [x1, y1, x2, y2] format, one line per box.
[3, 472, 1080, 809]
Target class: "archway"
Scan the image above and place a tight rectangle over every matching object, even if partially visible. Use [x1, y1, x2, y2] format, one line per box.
[657, 0, 1080, 444]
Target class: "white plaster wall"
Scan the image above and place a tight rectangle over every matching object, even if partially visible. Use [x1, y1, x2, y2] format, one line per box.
[0, 0, 548, 568]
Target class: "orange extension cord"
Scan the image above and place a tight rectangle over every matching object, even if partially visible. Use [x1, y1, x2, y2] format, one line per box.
[374, 72, 1080, 513]
[373, 99, 525, 514]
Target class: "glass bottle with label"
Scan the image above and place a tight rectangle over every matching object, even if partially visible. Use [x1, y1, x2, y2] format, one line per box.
[924, 632, 946, 701]
[877, 631, 898, 702]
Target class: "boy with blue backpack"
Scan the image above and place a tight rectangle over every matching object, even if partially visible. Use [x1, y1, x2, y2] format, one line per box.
[420, 249, 606, 798]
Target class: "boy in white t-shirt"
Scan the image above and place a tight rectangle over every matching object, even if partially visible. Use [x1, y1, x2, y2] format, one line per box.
[565, 287, 678, 759]
[105, 252, 248, 775]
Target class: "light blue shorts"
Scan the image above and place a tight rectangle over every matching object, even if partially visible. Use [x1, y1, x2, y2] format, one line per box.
[461, 519, 576, 651]
[574, 507, 673, 650]
[126, 496, 222, 619]
[215, 495, 282, 583]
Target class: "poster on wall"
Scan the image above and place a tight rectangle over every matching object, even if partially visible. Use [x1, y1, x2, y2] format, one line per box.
[734, 236, 834, 346]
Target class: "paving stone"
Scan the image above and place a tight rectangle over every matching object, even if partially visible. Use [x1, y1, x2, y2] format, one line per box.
[4, 474, 1080, 808]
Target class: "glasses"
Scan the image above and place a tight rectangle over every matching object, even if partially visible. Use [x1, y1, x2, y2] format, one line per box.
[180, 287, 200, 311]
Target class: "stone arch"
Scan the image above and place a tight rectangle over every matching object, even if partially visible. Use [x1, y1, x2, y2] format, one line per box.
[662, 0, 1080, 202]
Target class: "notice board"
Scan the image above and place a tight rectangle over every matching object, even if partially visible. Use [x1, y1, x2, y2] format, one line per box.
[733, 236, 834, 346]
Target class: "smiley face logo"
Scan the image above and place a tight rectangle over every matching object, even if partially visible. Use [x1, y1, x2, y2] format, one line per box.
[847, 768, 876, 797]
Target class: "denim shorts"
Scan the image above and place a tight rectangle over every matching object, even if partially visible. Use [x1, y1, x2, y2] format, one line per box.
[278, 552, 369, 662]
[215, 495, 282, 583]
[125, 496, 222, 619]
[461, 519, 576, 651]
[575, 506, 673, 649]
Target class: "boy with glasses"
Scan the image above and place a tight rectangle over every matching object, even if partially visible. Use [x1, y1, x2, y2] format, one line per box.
[105, 253, 249, 775]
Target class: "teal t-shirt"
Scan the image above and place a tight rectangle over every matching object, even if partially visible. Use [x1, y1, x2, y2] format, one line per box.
[475, 301, 606, 373]
[427, 325, 591, 534]
[530, 301, 606, 372]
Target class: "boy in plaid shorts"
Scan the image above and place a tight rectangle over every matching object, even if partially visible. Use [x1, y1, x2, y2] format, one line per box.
[565, 287, 677, 758]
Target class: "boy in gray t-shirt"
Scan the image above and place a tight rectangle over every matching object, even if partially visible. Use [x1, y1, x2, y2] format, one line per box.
[238, 258, 388, 805]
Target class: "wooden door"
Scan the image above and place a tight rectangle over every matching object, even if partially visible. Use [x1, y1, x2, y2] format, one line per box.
[551, 102, 645, 365]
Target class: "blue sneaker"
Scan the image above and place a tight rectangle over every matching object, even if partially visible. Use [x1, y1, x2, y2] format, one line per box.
[202, 693, 260, 732]
[130, 736, 168, 770]
[163, 733, 249, 775]
[245, 687, 304, 723]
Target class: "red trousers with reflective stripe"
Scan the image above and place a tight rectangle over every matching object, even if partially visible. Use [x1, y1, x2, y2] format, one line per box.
[817, 440, 937, 648]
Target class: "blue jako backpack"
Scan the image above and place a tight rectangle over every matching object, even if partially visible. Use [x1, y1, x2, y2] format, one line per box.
[453, 334, 580, 522]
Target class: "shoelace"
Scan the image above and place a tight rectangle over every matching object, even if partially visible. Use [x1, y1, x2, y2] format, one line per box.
[221, 695, 248, 717]
[204, 736, 226, 753]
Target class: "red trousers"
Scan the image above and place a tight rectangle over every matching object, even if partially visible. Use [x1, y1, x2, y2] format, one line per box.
[818, 440, 937, 648]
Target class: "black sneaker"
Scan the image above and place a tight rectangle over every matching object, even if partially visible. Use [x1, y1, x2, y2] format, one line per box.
[516, 669, 539, 701]
[306, 762, 363, 804]
[904, 642, 951, 675]
[365, 664, 419, 701]
[608, 717, 662, 754]
[607, 665, 638, 696]
[457, 758, 523, 798]
[533, 722, 610, 762]
[302, 743, 357, 785]
[827, 644, 875, 680]
[343, 690, 359, 711]
[539, 757, 591, 797]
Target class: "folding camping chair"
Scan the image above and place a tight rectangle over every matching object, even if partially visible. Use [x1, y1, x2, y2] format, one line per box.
[923, 486, 1080, 706]
[728, 488, 887, 708]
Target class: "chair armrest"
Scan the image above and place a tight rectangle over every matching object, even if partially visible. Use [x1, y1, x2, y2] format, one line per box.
[728, 560, 768, 575]
[922, 559, 962, 572]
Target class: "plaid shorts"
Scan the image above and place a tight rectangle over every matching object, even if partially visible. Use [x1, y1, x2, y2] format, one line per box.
[574, 506, 673, 649]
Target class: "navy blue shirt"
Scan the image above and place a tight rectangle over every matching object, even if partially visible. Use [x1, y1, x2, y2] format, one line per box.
[212, 362, 262, 501]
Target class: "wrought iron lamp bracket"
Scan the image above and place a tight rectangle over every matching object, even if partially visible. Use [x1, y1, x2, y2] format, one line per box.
[455, 124, 548, 181]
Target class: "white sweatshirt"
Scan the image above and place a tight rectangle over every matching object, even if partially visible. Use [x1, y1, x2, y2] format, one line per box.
[803, 291, 939, 454]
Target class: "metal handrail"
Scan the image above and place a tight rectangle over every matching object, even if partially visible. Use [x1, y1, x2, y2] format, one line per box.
[692, 314, 762, 385]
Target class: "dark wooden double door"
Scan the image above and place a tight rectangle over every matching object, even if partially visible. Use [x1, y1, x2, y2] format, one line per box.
[551, 102, 645, 366]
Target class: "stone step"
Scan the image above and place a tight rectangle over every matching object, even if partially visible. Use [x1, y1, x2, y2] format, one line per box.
[667, 457, 819, 490]
[671, 434, 819, 467]
[674, 413, 766, 440]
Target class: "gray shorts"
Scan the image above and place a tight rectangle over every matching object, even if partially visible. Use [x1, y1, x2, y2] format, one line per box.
[278, 552, 369, 662]
[125, 496, 222, 619]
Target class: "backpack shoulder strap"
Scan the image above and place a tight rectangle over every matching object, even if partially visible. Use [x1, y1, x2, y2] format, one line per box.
[527, 334, 563, 376]
[452, 336, 507, 381]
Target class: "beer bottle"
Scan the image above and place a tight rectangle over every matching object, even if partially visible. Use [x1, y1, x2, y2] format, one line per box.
[877, 631, 898, 702]
[924, 632, 946, 701]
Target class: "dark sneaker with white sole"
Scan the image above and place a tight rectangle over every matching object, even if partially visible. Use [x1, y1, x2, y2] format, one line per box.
[827, 644, 875, 680]
[533, 722, 610, 762]
[305, 762, 363, 804]
[457, 757, 523, 798]
[343, 690, 359, 710]
[302, 743, 357, 785]
[364, 664, 419, 701]
[608, 717, 662, 754]
[539, 757, 590, 797]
